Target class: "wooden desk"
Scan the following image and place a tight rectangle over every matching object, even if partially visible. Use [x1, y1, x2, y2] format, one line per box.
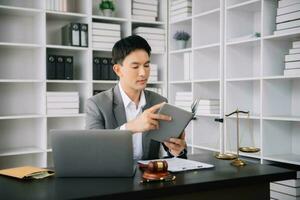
[0, 152, 296, 200]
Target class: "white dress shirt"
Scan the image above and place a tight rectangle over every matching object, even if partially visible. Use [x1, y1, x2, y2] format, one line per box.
[119, 83, 145, 160]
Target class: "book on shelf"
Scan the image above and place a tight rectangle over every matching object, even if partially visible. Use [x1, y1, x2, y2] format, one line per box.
[270, 190, 300, 200]
[284, 68, 300, 76]
[274, 27, 300, 35]
[278, 0, 300, 8]
[92, 35, 120, 43]
[132, 2, 157, 11]
[277, 3, 300, 15]
[133, 27, 165, 35]
[47, 92, 79, 97]
[92, 29, 120, 37]
[285, 54, 300, 62]
[47, 92, 79, 102]
[171, 0, 192, 11]
[47, 0, 70, 12]
[276, 19, 300, 31]
[132, 9, 157, 17]
[293, 41, 300, 49]
[285, 61, 300, 69]
[171, 0, 191, 6]
[47, 108, 79, 115]
[134, 33, 164, 40]
[276, 179, 300, 188]
[132, 15, 156, 21]
[270, 182, 300, 196]
[47, 102, 79, 109]
[92, 22, 121, 31]
[133, 0, 158, 6]
[290, 48, 300, 54]
[170, 12, 192, 21]
[276, 11, 300, 24]
[170, 7, 192, 16]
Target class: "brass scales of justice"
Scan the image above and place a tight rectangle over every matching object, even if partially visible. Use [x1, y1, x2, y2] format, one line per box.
[215, 108, 260, 167]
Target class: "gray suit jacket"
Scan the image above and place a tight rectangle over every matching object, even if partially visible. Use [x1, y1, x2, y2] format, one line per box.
[85, 84, 167, 160]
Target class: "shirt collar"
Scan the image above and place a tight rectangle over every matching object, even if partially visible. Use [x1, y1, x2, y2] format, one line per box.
[118, 83, 146, 109]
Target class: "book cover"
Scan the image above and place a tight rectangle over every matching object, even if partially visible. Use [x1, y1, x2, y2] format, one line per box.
[132, 15, 156, 21]
[290, 48, 300, 54]
[92, 29, 120, 37]
[133, 0, 158, 6]
[132, 2, 158, 11]
[276, 11, 300, 24]
[285, 61, 300, 69]
[278, 0, 300, 8]
[277, 19, 300, 30]
[92, 22, 121, 31]
[277, 3, 300, 15]
[285, 54, 300, 62]
[93, 57, 101, 80]
[270, 182, 300, 196]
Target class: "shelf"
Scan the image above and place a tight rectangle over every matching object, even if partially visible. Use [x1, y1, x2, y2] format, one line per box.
[46, 45, 88, 51]
[47, 80, 88, 84]
[193, 43, 220, 50]
[92, 48, 113, 52]
[0, 79, 43, 83]
[47, 114, 86, 118]
[169, 81, 193, 84]
[226, 77, 261, 82]
[0, 42, 41, 48]
[131, 19, 165, 25]
[170, 48, 192, 54]
[93, 80, 118, 84]
[0, 147, 44, 157]
[193, 79, 220, 83]
[263, 76, 300, 80]
[227, 0, 261, 11]
[169, 16, 192, 25]
[46, 10, 88, 20]
[264, 31, 300, 40]
[0, 115, 44, 120]
[226, 37, 260, 46]
[262, 116, 300, 122]
[263, 154, 300, 166]
[194, 8, 220, 18]
[0, 5, 42, 16]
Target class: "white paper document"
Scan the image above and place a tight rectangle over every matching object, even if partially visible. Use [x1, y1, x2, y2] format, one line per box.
[138, 158, 214, 172]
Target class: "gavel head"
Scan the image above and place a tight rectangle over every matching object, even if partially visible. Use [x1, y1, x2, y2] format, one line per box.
[147, 160, 168, 173]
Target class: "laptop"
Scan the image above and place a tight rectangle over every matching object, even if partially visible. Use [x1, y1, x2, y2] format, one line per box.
[50, 129, 135, 177]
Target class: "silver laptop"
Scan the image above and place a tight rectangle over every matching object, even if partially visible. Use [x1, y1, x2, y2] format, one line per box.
[50, 129, 135, 177]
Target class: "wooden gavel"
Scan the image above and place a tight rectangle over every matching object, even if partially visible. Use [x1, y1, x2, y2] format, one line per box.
[139, 160, 168, 173]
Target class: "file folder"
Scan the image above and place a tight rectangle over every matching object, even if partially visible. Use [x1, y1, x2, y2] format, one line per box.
[101, 58, 110, 80]
[80, 23, 88, 47]
[64, 56, 73, 80]
[56, 56, 65, 79]
[47, 55, 56, 79]
[62, 23, 80, 46]
[0, 166, 54, 179]
[93, 57, 101, 80]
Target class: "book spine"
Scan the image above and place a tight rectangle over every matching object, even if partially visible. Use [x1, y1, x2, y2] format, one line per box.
[285, 53, 300, 62]
[277, 3, 300, 15]
[285, 61, 300, 69]
[92, 29, 120, 37]
[290, 48, 300, 54]
[92, 22, 121, 30]
[278, 0, 300, 8]
[276, 11, 300, 23]
[276, 19, 300, 30]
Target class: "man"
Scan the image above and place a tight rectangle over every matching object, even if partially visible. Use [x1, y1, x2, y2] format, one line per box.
[86, 35, 187, 160]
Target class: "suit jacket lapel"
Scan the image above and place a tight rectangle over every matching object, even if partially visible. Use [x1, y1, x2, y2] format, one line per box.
[113, 85, 127, 127]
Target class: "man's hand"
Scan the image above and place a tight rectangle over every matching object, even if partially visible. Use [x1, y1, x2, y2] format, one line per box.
[164, 132, 186, 157]
[126, 102, 172, 133]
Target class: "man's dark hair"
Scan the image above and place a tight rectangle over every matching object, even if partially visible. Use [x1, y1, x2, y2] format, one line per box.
[112, 35, 151, 65]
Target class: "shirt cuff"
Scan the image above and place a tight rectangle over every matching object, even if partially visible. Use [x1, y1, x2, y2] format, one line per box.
[120, 124, 127, 130]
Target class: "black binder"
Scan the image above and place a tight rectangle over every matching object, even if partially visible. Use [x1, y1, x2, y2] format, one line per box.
[47, 55, 56, 80]
[101, 58, 109, 80]
[62, 23, 80, 46]
[56, 56, 65, 80]
[93, 57, 101, 80]
[108, 58, 117, 80]
[64, 56, 73, 80]
[80, 23, 88, 47]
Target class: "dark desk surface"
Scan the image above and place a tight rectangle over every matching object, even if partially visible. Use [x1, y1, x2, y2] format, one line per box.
[0, 151, 296, 200]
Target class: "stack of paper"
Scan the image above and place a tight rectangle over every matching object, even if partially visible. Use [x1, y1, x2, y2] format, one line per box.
[133, 27, 165, 53]
[196, 99, 219, 115]
[274, 0, 300, 35]
[183, 52, 192, 80]
[92, 22, 121, 50]
[149, 63, 158, 82]
[170, 0, 192, 22]
[174, 92, 193, 111]
[146, 87, 163, 96]
[47, 92, 79, 115]
[270, 171, 300, 200]
[132, 0, 158, 22]
[284, 41, 300, 76]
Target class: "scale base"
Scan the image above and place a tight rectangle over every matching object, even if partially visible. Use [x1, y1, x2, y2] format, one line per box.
[231, 158, 247, 167]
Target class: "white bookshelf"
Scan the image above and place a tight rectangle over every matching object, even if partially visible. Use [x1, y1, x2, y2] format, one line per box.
[169, 0, 300, 166]
[0, 0, 168, 168]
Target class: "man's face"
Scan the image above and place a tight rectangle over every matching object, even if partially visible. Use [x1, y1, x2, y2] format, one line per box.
[114, 49, 150, 92]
